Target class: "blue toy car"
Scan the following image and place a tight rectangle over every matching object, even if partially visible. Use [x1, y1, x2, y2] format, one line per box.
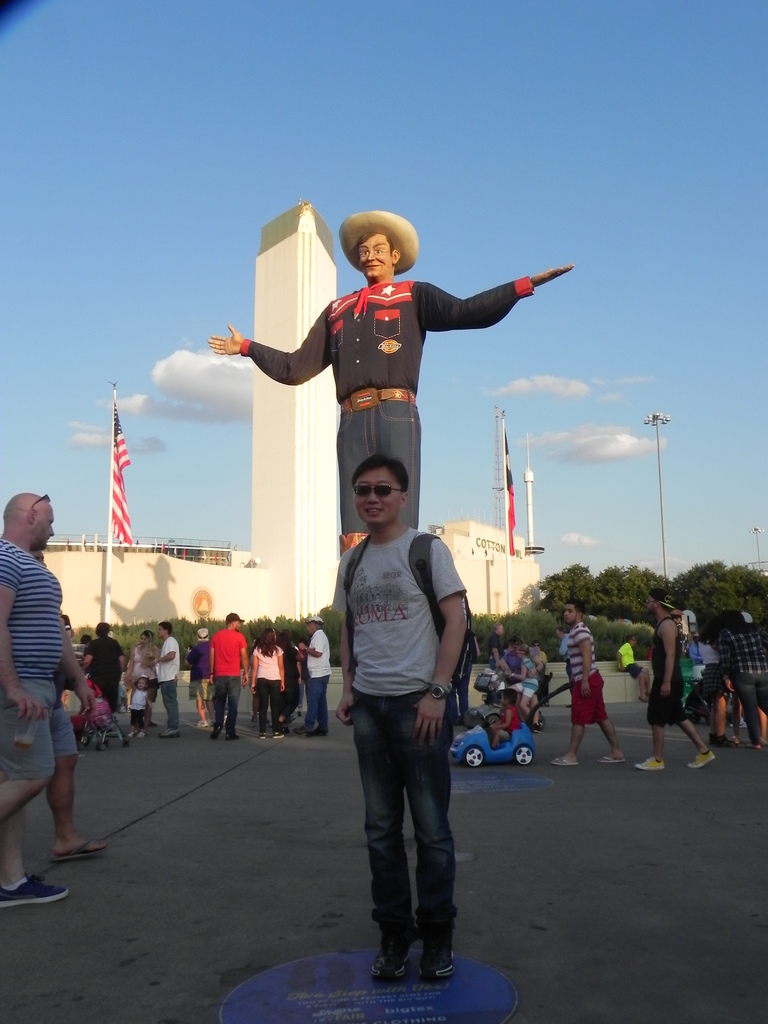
[450, 723, 535, 767]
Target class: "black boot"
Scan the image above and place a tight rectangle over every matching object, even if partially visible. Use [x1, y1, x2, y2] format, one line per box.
[371, 928, 411, 979]
[419, 924, 454, 979]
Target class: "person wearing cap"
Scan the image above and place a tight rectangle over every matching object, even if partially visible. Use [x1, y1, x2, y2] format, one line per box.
[294, 615, 331, 737]
[635, 590, 715, 771]
[186, 628, 212, 728]
[209, 210, 572, 547]
[209, 614, 249, 741]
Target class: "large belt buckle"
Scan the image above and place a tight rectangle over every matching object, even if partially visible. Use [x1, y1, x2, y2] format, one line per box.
[349, 388, 379, 411]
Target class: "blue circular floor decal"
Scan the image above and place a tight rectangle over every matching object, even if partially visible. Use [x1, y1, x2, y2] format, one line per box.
[451, 771, 553, 793]
[218, 950, 520, 1023]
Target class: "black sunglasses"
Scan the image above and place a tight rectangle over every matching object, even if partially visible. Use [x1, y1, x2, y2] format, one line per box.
[353, 484, 404, 497]
[29, 494, 50, 511]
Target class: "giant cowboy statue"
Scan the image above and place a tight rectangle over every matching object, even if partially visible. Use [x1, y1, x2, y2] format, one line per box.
[208, 210, 572, 551]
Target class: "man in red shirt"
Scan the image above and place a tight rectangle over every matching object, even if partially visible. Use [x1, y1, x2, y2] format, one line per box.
[209, 613, 248, 741]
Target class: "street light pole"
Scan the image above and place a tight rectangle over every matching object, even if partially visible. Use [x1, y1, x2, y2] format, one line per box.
[644, 413, 670, 579]
[749, 527, 764, 571]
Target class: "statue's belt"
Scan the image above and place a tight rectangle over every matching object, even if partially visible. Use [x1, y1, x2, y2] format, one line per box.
[341, 387, 416, 412]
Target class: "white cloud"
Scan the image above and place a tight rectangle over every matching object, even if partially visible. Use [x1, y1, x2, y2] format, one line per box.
[68, 429, 108, 448]
[561, 532, 600, 547]
[635, 555, 692, 576]
[615, 375, 653, 385]
[68, 427, 167, 454]
[596, 392, 624, 402]
[531, 423, 660, 463]
[152, 349, 253, 421]
[123, 349, 253, 423]
[493, 375, 590, 399]
[70, 349, 253, 447]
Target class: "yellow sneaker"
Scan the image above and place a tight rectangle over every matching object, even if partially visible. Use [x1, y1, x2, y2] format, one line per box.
[688, 749, 715, 769]
[635, 757, 664, 771]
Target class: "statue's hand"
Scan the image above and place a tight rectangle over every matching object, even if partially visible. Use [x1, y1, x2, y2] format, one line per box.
[530, 265, 574, 288]
[208, 323, 243, 356]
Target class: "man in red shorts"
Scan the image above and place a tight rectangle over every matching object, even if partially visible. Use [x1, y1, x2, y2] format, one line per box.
[551, 598, 625, 766]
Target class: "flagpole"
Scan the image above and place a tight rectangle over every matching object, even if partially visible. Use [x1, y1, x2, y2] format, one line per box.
[104, 383, 117, 621]
[502, 410, 511, 614]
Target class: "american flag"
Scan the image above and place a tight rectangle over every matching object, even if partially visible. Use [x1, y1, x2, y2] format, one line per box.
[112, 405, 132, 545]
[504, 428, 515, 555]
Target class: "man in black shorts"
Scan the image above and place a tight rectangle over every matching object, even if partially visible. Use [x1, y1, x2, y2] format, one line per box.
[635, 589, 715, 772]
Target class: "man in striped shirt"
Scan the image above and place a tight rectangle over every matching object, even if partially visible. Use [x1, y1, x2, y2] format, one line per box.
[550, 598, 624, 766]
[0, 493, 93, 907]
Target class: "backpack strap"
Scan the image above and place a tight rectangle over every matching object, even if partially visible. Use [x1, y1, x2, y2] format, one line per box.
[410, 533, 474, 684]
[342, 535, 371, 664]
[408, 533, 445, 638]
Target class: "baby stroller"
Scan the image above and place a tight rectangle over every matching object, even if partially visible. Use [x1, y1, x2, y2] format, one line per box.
[71, 679, 130, 751]
[683, 677, 712, 725]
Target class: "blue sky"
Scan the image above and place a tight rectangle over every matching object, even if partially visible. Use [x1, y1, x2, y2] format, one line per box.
[1, 0, 766, 578]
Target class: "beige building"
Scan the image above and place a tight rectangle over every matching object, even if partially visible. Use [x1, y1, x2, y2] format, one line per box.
[45, 517, 538, 630]
[438, 520, 540, 614]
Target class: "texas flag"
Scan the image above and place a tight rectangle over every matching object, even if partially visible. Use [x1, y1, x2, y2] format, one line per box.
[504, 429, 515, 555]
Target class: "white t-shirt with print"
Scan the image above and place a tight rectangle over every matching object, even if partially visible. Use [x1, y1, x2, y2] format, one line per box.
[333, 528, 465, 696]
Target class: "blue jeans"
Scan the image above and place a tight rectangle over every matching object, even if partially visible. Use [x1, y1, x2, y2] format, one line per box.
[338, 401, 421, 534]
[732, 671, 768, 745]
[305, 676, 329, 732]
[213, 676, 241, 736]
[352, 689, 456, 931]
[160, 681, 179, 730]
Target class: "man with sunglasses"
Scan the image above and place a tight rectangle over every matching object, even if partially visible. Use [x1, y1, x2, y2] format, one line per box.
[209, 209, 572, 547]
[0, 493, 95, 906]
[333, 455, 467, 981]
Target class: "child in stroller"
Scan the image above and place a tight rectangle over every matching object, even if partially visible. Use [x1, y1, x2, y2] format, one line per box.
[71, 678, 130, 750]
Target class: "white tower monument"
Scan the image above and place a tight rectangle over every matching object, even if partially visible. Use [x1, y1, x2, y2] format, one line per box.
[524, 433, 544, 555]
[251, 202, 339, 617]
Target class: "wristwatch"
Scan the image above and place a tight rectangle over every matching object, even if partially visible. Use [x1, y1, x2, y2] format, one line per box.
[429, 683, 453, 700]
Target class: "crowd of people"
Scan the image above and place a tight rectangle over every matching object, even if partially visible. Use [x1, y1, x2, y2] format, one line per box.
[3, 483, 767, 995]
[114, 616, 330, 742]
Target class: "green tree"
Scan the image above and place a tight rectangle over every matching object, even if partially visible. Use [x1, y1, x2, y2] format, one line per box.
[672, 562, 741, 622]
[590, 565, 665, 619]
[674, 562, 768, 624]
[538, 564, 595, 613]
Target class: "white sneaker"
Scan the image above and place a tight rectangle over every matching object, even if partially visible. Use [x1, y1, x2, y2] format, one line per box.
[195, 720, 210, 729]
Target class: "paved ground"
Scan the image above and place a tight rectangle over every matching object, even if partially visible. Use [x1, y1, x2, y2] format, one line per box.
[4, 686, 768, 1024]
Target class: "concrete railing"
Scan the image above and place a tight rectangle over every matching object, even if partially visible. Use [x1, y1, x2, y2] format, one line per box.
[529, 661, 651, 706]
[176, 662, 651, 707]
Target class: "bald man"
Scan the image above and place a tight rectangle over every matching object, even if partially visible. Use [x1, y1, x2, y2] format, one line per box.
[0, 493, 94, 906]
